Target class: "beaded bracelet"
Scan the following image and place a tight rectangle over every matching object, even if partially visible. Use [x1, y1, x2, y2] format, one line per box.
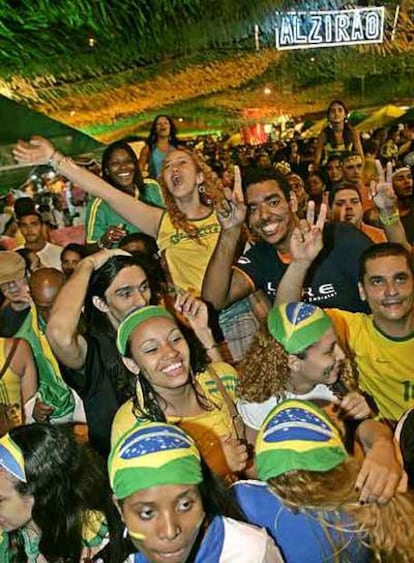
[48, 151, 73, 174]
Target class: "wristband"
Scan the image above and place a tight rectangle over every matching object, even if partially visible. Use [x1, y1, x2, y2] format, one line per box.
[97, 237, 108, 250]
[379, 210, 400, 226]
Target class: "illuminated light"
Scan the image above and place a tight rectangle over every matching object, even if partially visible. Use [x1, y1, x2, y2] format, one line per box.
[275, 7, 385, 50]
[264, 87, 272, 95]
[88, 37, 96, 47]
[178, 117, 184, 122]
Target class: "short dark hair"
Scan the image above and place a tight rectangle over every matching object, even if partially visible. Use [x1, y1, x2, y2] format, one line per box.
[60, 243, 88, 261]
[358, 242, 413, 282]
[241, 166, 291, 201]
[17, 211, 43, 224]
[328, 184, 361, 208]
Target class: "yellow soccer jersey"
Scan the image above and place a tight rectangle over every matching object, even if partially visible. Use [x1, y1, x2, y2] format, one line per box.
[327, 309, 414, 422]
[156, 210, 221, 295]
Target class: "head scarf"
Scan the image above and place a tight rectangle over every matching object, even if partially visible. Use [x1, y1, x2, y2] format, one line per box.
[0, 433, 26, 482]
[117, 305, 174, 356]
[256, 399, 347, 481]
[108, 422, 203, 500]
[267, 302, 332, 355]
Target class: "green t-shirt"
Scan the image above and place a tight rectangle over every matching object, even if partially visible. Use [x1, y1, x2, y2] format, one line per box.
[86, 179, 164, 244]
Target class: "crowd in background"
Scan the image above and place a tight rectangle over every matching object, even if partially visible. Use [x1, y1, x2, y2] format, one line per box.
[0, 103, 413, 561]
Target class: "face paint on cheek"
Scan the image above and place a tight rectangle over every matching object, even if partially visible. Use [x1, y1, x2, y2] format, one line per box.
[127, 528, 146, 541]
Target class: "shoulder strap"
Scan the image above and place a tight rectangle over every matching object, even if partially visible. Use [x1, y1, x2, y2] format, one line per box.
[0, 339, 20, 381]
[208, 365, 245, 442]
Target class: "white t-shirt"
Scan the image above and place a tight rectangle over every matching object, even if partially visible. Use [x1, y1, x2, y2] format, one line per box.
[237, 384, 336, 430]
[36, 242, 62, 270]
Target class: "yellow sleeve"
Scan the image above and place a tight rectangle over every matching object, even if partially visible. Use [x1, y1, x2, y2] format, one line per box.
[325, 308, 354, 354]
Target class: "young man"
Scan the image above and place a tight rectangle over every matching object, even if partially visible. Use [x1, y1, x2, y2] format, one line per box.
[329, 184, 387, 243]
[277, 239, 414, 425]
[202, 167, 372, 313]
[17, 211, 62, 270]
[60, 243, 88, 279]
[0, 251, 31, 337]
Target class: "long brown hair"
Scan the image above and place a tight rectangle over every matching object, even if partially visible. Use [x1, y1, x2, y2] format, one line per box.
[269, 458, 414, 562]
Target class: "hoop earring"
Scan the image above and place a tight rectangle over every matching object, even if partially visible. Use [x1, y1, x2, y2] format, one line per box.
[198, 184, 206, 194]
[123, 527, 128, 539]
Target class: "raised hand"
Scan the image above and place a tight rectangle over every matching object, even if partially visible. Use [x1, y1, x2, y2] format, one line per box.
[100, 224, 128, 247]
[13, 136, 56, 165]
[174, 292, 209, 334]
[215, 165, 247, 230]
[370, 160, 397, 212]
[84, 248, 131, 271]
[290, 200, 327, 263]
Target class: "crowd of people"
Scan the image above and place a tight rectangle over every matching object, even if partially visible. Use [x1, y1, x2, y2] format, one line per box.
[0, 103, 413, 561]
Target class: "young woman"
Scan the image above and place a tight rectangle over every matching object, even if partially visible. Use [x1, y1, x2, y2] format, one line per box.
[86, 140, 164, 252]
[109, 421, 283, 562]
[139, 115, 181, 179]
[13, 138, 230, 298]
[314, 100, 364, 171]
[233, 400, 414, 562]
[113, 305, 248, 482]
[0, 423, 118, 562]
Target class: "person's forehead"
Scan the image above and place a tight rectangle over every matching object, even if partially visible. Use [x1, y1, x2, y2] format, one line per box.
[333, 189, 360, 202]
[393, 171, 412, 180]
[20, 214, 40, 224]
[108, 148, 131, 161]
[245, 180, 287, 202]
[344, 156, 362, 167]
[164, 150, 190, 164]
[106, 265, 147, 292]
[62, 250, 81, 261]
[364, 254, 411, 276]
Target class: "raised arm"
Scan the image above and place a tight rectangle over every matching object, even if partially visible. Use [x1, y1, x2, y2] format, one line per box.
[313, 130, 326, 172]
[202, 166, 252, 309]
[370, 160, 412, 252]
[275, 201, 326, 305]
[46, 249, 127, 370]
[139, 144, 150, 175]
[13, 137, 163, 239]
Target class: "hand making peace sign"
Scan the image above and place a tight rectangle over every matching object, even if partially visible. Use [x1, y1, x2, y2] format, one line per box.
[215, 165, 247, 230]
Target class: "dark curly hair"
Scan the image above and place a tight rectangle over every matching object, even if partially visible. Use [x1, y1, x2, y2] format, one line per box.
[6, 423, 119, 562]
[238, 328, 358, 403]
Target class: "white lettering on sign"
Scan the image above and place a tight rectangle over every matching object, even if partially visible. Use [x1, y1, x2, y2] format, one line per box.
[275, 7, 385, 50]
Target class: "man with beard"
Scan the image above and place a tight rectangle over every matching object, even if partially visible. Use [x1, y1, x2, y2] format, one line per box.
[202, 167, 372, 313]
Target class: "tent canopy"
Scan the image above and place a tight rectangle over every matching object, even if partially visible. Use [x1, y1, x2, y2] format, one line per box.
[0, 95, 103, 193]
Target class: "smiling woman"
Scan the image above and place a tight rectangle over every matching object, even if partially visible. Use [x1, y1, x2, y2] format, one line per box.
[85, 140, 164, 253]
[14, 137, 225, 297]
[112, 305, 249, 482]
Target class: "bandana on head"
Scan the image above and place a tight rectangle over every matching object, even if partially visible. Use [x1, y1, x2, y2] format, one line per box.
[267, 302, 332, 355]
[392, 165, 410, 178]
[117, 305, 174, 356]
[256, 400, 347, 481]
[108, 422, 203, 500]
[0, 433, 26, 482]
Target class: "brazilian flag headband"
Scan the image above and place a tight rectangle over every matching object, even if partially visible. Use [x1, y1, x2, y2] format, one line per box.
[267, 302, 332, 354]
[117, 305, 174, 356]
[108, 422, 203, 500]
[0, 433, 26, 482]
[256, 399, 347, 481]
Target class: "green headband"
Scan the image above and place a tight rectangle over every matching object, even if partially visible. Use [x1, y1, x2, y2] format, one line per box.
[108, 422, 203, 499]
[117, 305, 174, 355]
[256, 399, 347, 481]
[267, 302, 332, 354]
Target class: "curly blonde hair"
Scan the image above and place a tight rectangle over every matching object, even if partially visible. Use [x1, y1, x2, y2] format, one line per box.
[268, 458, 414, 562]
[238, 328, 358, 403]
[159, 148, 225, 243]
